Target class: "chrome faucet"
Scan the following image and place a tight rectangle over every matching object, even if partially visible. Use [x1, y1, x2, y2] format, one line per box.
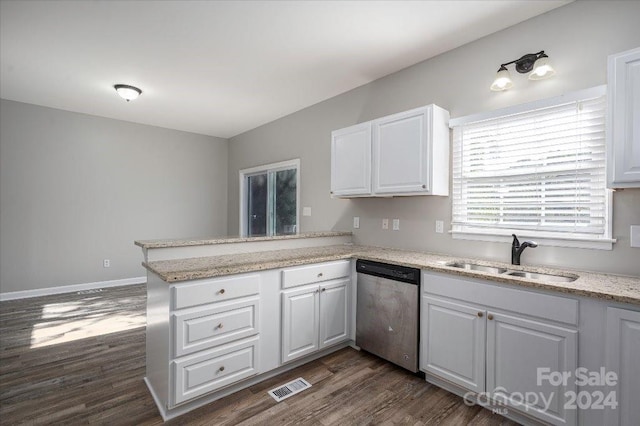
[511, 234, 538, 265]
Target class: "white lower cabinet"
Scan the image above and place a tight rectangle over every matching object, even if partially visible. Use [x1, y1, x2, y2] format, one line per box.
[282, 278, 350, 363]
[281, 284, 320, 361]
[422, 296, 486, 393]
[146, 261, 353, 419]
[605, 307, 640, 425]
[145, 271, 263, 414]
[487, 312, 577, 426]
[281, 260, 351, 364]
[421, 271, 578, 426]
[319, 279, 349, 348]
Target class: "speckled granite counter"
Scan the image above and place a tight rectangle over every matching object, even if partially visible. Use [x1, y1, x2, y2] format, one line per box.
[142, 244, 640, 305]
[135, 231, 352, 249]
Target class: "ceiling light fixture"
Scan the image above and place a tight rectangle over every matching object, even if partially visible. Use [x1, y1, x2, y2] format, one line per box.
[114, 84, 142, 101]
[490, 51, 555, 91]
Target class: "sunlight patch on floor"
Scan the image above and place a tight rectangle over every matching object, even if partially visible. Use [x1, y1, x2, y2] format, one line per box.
[30, 299, 145, 348]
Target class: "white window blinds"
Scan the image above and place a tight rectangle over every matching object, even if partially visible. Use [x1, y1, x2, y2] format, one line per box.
[452, 91, 610, 242]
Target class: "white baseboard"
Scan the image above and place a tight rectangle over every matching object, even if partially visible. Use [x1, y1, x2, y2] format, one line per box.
[0, 276, 146, 302]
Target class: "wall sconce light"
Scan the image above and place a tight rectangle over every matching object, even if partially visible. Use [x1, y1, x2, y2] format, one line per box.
[114, 84, 142, 101]
[490, 51, 556, 91]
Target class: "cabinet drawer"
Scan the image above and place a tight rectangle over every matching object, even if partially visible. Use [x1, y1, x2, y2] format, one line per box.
[171, 337, 259, 406]
[423, 271, 578, 326]
[282, 260, 350, 289]
[173, 297, 259, 357]
[172, 274, 260, 310]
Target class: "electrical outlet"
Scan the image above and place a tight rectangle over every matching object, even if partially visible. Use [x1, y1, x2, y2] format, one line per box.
[353, 216, 360, 229]
[435, 220, 444, 234]
[392, 219, 400, 231]
[382, 218, 389, 230]
[103, 259, 111, 268]
[631, 225, 640, 248]
[302, 207, 312, 216]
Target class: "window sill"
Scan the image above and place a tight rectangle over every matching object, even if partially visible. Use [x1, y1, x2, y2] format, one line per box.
[451, 228, 615, 250]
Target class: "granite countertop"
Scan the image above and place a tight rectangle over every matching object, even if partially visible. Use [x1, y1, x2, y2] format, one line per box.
[142, 244, 640, 306]
[134, 231, 352, 249]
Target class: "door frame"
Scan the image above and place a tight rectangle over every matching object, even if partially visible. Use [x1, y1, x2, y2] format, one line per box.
[239, 158, 300, 237]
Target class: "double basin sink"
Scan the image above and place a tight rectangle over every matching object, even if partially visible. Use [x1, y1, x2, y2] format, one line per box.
[447, 262, 577, 283]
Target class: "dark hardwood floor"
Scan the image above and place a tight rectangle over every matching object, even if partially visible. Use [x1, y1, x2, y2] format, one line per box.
[0, 284, 518, 425]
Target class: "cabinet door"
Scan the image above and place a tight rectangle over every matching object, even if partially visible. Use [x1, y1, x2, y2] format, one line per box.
[330, 122, 372, 196]
[605, 307, 640, 426]
[420, 296, 486, 393]
[372, 106, 430, 194]
[608, 47, 640, 188]
[319, 279, 349, 349]
[281, 285, 319, 363]
[486, 312, 577, 426]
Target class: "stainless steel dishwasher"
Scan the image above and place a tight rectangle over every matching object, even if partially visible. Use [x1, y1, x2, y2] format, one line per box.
[356, 259, 420, 372]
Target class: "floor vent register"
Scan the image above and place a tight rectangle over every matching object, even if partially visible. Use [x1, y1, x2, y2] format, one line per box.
[268, 378, 312, 402]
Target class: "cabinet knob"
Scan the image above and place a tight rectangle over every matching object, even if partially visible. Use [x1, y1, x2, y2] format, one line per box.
[219, 366, 225, 372]
[218, 289, 225, 295]
[477, 312, 483, 318]
[317, 272, 323, 277]
[315, 289, 319, 294]
[322, 288, 326, 292]
[216, 323, 223, 330]
[488, 314, 494, 320]
[422, 184, 426, 189]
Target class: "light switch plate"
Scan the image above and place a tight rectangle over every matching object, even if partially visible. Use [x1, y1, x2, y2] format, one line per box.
[302, 207, 312, 217]
[382, 219, 389, 230]
[631, 225, 640, 248]
[435, 220, 444, 234]
[392, 219, 400, 231]
[353, 217, 360, 229]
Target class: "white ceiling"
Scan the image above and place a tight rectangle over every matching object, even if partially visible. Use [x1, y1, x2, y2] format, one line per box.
[0, 0, 570, 139]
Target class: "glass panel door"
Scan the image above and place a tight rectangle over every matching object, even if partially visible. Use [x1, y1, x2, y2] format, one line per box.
[247, 173, 268, 236]
[241, 159, 299, 237]
[275, 168, 297, 235]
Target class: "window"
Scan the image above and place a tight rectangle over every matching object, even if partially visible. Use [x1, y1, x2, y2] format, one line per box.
[450, 86, 613, 249]
[239, 159, 300, 237]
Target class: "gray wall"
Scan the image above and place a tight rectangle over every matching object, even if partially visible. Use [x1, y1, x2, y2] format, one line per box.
[0, 100, 228, 293]
[228, 1, 640, 276]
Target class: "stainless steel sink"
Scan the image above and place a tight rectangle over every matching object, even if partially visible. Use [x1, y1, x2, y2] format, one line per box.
[446, 261, 577, 283]
[447, 262, 508, 274]
[505, 271, 577, 282]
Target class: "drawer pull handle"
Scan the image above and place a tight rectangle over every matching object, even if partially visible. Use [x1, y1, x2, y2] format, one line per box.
[218, 289, 225, 295]
[477, 312, 483, 318]
[488, 314, 494, 320]
[219, 366, 225, 372]
[216, 323, 224, 330]
[317, 272, 323, 277]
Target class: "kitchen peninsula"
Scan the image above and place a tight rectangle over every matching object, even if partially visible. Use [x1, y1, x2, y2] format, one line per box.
[137, 232, 640, 424]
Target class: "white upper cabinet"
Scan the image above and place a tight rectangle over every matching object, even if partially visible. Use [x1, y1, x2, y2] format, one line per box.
[373, 106, 449, 195]
[607, 47, 640, 188]
[330, 122, 372, 196]
[330, 104, 450, 197]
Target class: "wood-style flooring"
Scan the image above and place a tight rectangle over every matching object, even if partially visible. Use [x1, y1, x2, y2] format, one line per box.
[0, 284, 518, 425]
